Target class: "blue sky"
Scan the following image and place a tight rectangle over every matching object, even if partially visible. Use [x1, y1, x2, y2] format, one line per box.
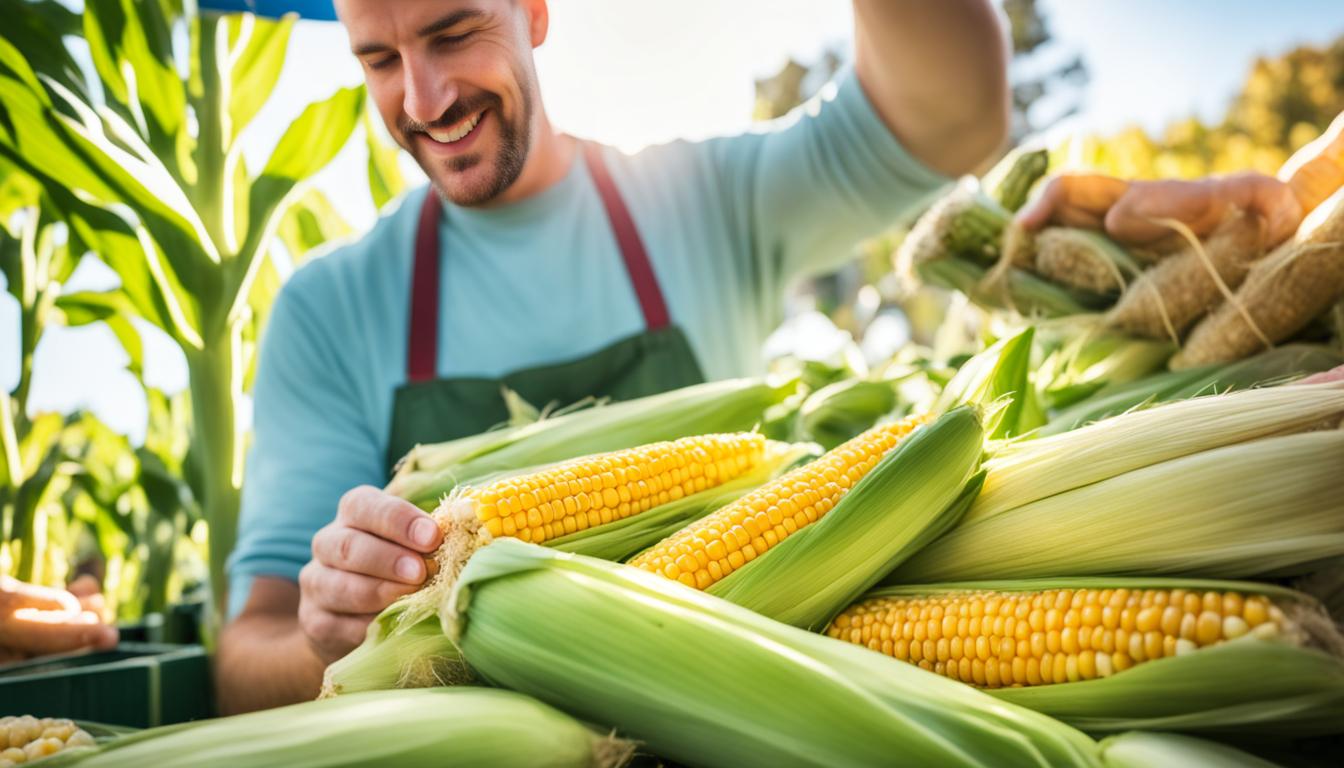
[5, 0, 1344, 442]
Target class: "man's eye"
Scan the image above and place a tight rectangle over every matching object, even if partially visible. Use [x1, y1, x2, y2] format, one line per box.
[369, 55, 400, 71]
[436, 32, 472, 48]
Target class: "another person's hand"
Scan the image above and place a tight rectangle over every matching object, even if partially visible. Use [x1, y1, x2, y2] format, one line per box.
[1016, 172, 1303, 250]
[0, 575, 118, 664]
[299, 486, 443, 665]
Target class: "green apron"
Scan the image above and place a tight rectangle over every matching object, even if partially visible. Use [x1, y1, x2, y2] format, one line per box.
[385, 142, 706, 473]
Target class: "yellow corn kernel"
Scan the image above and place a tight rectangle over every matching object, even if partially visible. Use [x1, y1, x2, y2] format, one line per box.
[630, 418, 925, 590]
[460, 433, 766, 545]
[827, 586, 1292, 689]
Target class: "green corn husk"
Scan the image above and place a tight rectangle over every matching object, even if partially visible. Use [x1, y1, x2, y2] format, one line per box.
[1036, 333, 1175, 411]
[970, 381, 1344, 523]
[889, 430, 1344, 584]
[984, 147, 1050, 213]
[795, 378, 901, 450]
[934, 327, 1039, 439]
[865, 578, 1344, 736]
[897, 181, 1011, 266]
[706, 408, 985, 630]
[1041, 343, 1344, 435]
[1099, 732, 1283, 768]
[48, 688, 633, 768]
[323, 440, 814, 696]
[388, 377, 799, 508]
[444, 539, 1104, 768]
[917, 257, 1104, 318]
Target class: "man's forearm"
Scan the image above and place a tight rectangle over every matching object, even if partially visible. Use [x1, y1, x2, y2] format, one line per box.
[853, 0, 1010, 176]
[215, 613, 326, 714]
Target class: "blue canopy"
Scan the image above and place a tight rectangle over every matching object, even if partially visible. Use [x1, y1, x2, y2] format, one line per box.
[198, 1, 337, 20]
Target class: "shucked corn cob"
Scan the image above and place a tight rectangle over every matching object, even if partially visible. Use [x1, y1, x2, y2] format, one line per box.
[835, 579, 1344, 735]
[829, 585, 1292, 688]
[463, 433, 766, 544]
[630, 419, 922, 591]
[0, 716, 95, 765]
[325, 432, 804, 696]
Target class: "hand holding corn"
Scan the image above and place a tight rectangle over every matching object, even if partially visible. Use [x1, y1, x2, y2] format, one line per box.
[299, 486, 443, 664]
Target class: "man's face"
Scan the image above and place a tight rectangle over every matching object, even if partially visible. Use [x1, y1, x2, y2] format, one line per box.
[337, 0, 543, 206]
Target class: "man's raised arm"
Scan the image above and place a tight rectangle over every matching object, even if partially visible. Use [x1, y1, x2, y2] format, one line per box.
[853, 0, 1011, 177]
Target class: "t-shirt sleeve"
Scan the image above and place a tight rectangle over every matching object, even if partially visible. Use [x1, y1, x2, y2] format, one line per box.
[225, 264, 385, 619]
[706, 67, 952, 294]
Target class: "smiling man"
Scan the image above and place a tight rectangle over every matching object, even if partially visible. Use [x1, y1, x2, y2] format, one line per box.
[217, 0, 1009, 712]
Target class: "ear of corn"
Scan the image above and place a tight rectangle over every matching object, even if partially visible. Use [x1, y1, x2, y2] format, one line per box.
[322, 435, 811, 697]
[889, 430, 1344, 583]
[1033, 228, 1142, 295]
[1098, 732, 1283, 768]
[443, 539, 1104, 768]
[897, 181, 1011, 266]
[388, 377, 799, 508]
[0, 716, 95, 765]
[1036, 333, 1175, 411]
[699, 409, 984, 630]
[915, 256, 1100, 318]
[1040, 343, 1344, 436]
[795, 378, 900, 450]
[46, 688, 633, 768]
[971, 381, 1344, 522]
[830, 577, 1344, 735]
[983, 147, 1050, 213]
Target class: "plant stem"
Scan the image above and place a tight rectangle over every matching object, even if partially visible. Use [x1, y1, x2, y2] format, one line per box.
[186, 325, 243, 638]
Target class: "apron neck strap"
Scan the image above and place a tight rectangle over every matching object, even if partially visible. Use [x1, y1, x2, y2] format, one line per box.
[406, 142, 669, 384]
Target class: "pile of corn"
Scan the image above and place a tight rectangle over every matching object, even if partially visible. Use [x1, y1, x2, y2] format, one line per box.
[0, 716, 94, 765]
[47, 362, 1344, 765]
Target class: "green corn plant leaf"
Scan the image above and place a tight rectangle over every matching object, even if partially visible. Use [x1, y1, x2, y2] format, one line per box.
[82, 0, 185, 153]
[57, 290, 147, 377]
[366, 111, 407, 211]
[227, 13, 294, 144]
[277, 187, 353, 266]
[235, 85, 363, 317]
[0, 0, 85, 100]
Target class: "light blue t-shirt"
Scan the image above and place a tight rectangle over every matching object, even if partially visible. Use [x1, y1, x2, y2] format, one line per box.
[227, 70, 949, 617]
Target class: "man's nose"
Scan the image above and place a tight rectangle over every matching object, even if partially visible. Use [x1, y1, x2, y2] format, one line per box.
[403, 56, 457, 126]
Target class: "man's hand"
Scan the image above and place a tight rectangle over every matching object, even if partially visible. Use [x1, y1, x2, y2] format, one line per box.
[0, 576, 118, 664]
[299, 485, 443, 664]
[1017, 172, 1303, 249]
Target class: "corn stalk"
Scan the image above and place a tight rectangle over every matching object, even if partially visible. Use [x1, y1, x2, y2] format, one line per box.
[0, 0, 363, 628]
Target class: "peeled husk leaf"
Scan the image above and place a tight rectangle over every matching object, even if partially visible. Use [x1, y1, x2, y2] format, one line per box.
[1099, 732, 1283, 768]
[970, 381, 1344, 522]
[889, 430, 1344, 583]
[444, 539, 1104, 768]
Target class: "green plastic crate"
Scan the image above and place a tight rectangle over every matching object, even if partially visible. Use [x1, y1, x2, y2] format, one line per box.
[0, 643, 211, 727]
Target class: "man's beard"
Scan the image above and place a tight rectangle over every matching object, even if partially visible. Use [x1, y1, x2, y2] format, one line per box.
[400, 88, 533, 207]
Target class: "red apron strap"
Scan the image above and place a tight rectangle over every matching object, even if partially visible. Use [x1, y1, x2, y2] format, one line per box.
[406, 190, 442, 383]
[582, 142, 671, 331]
[405, 143, 670, 383]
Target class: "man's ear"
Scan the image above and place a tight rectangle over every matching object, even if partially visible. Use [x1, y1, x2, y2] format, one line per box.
[526, 0, 549, 48]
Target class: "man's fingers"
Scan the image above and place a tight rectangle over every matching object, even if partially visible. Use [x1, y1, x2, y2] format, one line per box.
[1, 610, 118, 656]
[67, 574, 101, 598]
[337, 486, 442, 553]
[1, 577, 81, 613]
[312, 525, 428, 584]
[298, 561, 419, 615]
[1016, 174, 1129, 232]
[297, 598, 377, 664]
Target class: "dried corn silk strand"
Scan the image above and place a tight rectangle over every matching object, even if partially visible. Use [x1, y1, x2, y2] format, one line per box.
[1106, 209, 1267, 339]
